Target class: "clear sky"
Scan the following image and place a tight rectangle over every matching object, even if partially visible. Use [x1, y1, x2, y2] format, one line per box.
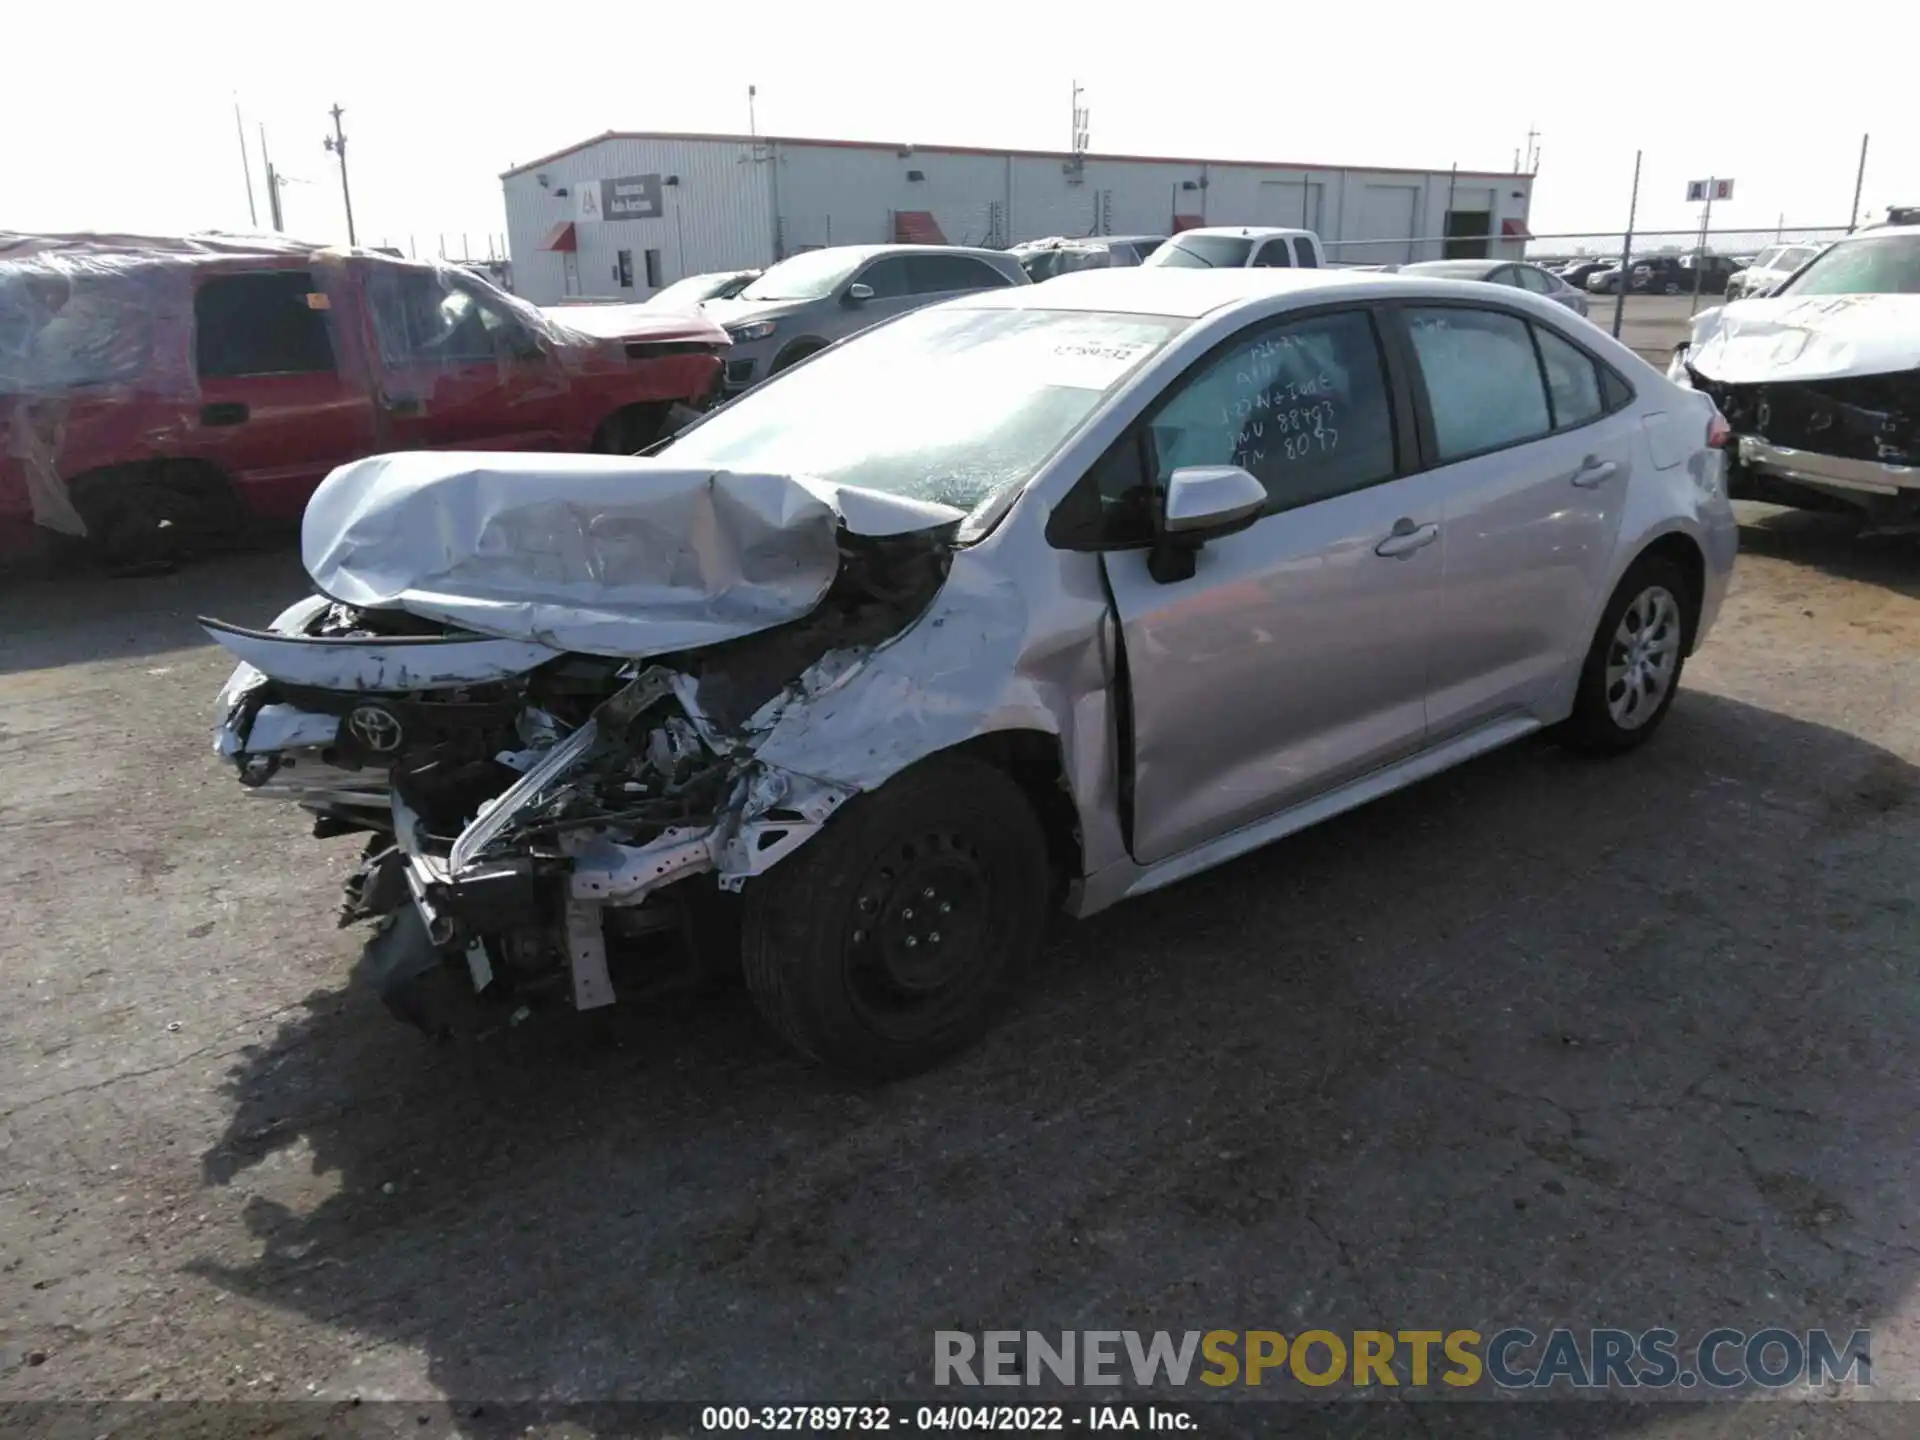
[4, 0, 1903, 255]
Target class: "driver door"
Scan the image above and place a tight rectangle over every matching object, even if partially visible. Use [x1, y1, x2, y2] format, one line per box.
[361, 264, 571, 452]
[1088, 306, 1451, 865]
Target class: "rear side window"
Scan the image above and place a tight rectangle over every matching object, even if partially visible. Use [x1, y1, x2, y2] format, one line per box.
[1515, 266, 1553, 293]
[1405, 307, 1550, 461]
[1294, 240, 1319, 268]
[195, 271, 334, 378]
[1252, 240, 1293, 268]
[909, 254, 1012, 293]
[1533, 325, 1603, 428]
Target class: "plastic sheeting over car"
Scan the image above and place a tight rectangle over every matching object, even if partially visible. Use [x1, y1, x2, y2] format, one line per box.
[301, 451, 967, 658]
[0, 231, 727, 547]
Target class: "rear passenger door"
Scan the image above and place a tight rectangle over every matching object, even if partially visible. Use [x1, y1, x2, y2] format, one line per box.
[191, 269, 378, 520]
[1395, 304, 1637, 736]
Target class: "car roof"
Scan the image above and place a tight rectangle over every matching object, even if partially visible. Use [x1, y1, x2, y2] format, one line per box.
[1401, 260, 1505, 278]
[780, 243, 1012, 262]
[957, 266, 1408, 318]
[1171, 226, 1315, 240]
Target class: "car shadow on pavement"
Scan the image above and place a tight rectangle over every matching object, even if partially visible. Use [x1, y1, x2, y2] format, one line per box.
[1736, 504, 1920, 599]
[185, 682, 1920, 1429]
[0, 546, 310, 676]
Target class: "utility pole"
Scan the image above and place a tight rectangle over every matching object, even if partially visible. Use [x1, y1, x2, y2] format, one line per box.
[1848, 133, 1870, 232]
[1523, 125, 1540, 174]
[234, 98, 258, 226]
[260, 123, 285, 232]
[323, 104, 358, 247]
[1071, 80, 1088, 156]
[747, 84, 758, 137]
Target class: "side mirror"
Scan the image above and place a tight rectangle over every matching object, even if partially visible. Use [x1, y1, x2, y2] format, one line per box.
[1149, 465, 1266, 583]
[844, 282, 875, 305]
[1163, 465, 1267, 536]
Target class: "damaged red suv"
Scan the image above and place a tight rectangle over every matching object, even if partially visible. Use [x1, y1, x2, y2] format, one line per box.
[0, 233, 729, 567]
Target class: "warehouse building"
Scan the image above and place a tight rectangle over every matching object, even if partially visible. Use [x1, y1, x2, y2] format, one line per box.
[501, 130, 1536, 306]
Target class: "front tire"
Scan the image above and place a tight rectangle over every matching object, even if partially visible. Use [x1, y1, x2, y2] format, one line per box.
[739, 753, 1049, 1080]
[1559, 555, 1694, 753]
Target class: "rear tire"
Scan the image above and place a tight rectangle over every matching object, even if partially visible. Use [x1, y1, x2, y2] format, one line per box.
[1558, 554, 1694, 754]
[739, 753, 1049, 1080]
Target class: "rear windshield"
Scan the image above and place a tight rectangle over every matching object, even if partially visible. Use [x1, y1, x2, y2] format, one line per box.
[1151, 235, 1256, 269]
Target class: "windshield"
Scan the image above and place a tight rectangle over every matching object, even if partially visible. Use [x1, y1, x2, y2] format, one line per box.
[1150, 235, 1255, 269]
[738, 250, 862, 302]
[648, 273, 736, 308]
[1748, 247, 1782, 270]
[663, 305, 1186, 525]
[1779, 236, 1920, 296]
[1773, 246, 1820, 273]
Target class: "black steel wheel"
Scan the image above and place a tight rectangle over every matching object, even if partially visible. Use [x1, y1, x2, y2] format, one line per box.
[740, 752, 1049, 1079]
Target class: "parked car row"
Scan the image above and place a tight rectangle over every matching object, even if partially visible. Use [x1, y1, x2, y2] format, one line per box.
[203, 260, 1737, 1077]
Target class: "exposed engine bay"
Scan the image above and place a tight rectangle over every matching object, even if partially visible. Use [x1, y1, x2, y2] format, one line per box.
[212, 501, 956, 1035]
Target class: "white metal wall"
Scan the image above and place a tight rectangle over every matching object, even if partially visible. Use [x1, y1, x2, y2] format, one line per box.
[502, 137, 1535, 302]
[502, 136, 774, 305]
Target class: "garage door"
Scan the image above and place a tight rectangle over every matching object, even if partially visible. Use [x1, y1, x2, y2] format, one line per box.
[1349, 184, 1421, 263]
[1259, 180, 1324, 233]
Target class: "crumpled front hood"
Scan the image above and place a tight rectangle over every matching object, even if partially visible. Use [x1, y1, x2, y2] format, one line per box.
[1685, 293, 1920, 384]
[301, 452, 963, 660]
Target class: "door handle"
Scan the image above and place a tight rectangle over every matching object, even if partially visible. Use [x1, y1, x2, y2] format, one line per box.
[1571, 456, 1618, 488]
[1374, 518, 1439, 558]
[382, 395, 423, 416]
[199, 401, 248, 426]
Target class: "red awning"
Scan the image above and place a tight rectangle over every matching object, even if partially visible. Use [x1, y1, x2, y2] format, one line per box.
[1501, 218, 1533, 239]
[1172, 213, 1205, 233]
[540, 221, 578, 252]
[892, 210, 947, 244]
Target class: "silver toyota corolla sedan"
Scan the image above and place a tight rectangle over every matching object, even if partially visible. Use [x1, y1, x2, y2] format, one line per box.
[206, 268, 1737, 1079]
[1398, 258, 1593, 317]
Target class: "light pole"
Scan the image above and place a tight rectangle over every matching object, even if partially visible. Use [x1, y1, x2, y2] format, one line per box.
[323, 104, 358, 247]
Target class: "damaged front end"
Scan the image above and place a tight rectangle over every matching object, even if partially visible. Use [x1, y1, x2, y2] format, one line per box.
[207, 454, 962, 1035]
[1677, 294, 1920, 521]
[1690, 366, 1920, 517]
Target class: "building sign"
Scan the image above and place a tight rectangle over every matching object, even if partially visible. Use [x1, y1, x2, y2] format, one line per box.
[578, 174, 664, 222]
[1686, 178, 1735, 203]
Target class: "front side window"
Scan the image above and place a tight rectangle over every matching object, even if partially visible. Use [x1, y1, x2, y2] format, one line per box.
[663, 305, 1185, 525]
[855, 256, 912, 299]
[195, 271, 335, 378]
[1146, 309, 1397, 514]
[1405, 307, 1551, 461]
[367, 268, 533, 366]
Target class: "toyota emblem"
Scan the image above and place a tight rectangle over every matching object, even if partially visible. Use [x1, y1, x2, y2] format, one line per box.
[346, 704, 404, 754]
